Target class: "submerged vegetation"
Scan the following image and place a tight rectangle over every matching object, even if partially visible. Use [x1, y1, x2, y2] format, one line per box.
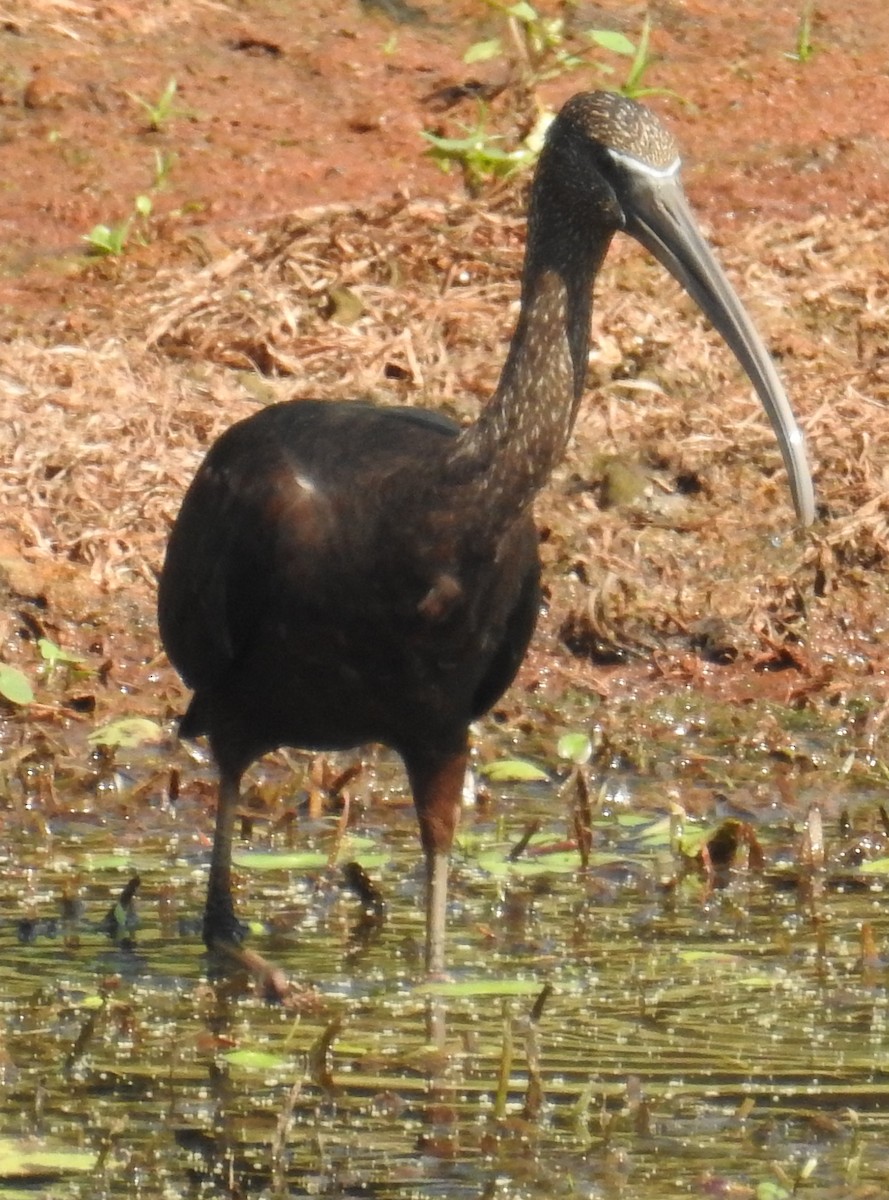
[1, 733, 889, 1195]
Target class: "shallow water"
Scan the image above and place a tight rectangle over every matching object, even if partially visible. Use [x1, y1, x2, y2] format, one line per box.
[0, 752, 887, 1198]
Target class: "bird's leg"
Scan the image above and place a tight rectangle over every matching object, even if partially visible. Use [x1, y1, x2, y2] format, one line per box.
[203, 767, 246, 946]
[202, 765, 292, 1002]
[426, 848, 450, 980]
[405, 743, 470, 979]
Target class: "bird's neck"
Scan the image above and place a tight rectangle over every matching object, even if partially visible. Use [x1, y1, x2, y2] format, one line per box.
[447, 203, 612, 523]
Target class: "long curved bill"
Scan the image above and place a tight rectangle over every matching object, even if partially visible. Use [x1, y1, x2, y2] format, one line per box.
[620, 162, 815, 527]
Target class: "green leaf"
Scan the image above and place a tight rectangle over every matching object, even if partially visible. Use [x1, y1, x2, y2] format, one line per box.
[222, 1048, 291, 1071]
[0, 1136, 96, 1178]
[479, 758, 549, 783]
[477, 849, 574, 876]
[88, 717, 164, 748]
[587, 29, 636, 56]
[678, 825, 715, 856]
[633, 815, 674, 847]
[158, 78, 178, 108]
[476, 848, 623, 877]
[85, 223, 125, 254]
[416, 976, 543, 997]
[556, 731, 592, 764]
[38, 638, 85, 667]
[622, 14, 653, 96]
[233, 850, 329, 871]
[858, 856, 889, 875]
[676, 949, 742, 966]
[0, 665, 34, 706]
[507, 1, 539, 23]
[232, 848, 388, 871]
[423, 130, 506, 158]
[87, 224, 113, 247]
[134, 193, 152, 217]
[83, 852, 134, 871]
[756, 1183, 791, 1200]
[464, 38, 502, 64]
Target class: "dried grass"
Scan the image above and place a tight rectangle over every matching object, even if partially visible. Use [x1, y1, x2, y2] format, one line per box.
[3, 193, 889, 685]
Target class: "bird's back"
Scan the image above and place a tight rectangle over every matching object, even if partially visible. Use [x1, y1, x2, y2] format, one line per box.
[159, 399, 541, 773]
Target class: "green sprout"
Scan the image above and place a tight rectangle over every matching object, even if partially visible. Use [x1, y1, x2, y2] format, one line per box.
[38, 638, 85, 669]
[423, 107, 550, 194]
[128, 77, 188, 132]
[152, 148, 177, 189]
[38, 638, 91, 688]
[464, 5, 676, 99]
[83, 220, 130, 257]
[464, 0, 587, 84]
[82, 140, 179, 258]
[84, 193, 152, 257]
[785, 1, 816, 62]
[437, 6, 682, 190]
[589, 16, 682, 101]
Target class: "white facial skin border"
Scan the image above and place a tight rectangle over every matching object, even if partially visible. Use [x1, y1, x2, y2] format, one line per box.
[607, 148, 681, 180]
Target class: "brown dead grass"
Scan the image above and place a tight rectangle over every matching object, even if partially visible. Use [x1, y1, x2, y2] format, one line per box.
[2, 193, 889, 711]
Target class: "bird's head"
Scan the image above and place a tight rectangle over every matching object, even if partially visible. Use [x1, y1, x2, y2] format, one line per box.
[536, 91, 815, 527]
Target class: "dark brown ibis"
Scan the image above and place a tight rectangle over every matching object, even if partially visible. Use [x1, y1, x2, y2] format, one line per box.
[159, 91, 814, 984]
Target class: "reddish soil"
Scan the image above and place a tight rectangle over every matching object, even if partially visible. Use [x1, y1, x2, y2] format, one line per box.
[3, 0, 889, 293]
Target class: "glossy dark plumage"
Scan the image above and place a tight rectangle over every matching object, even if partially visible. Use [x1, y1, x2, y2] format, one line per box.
[168, 401, 539, 756]
[159, 90, 814, 994]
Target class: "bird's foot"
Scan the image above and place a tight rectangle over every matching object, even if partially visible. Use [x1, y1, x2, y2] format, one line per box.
[201, 904, 291, 1001]
[207, 938, 292, 1003]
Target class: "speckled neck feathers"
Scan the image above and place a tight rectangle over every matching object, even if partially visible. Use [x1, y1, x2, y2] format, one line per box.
[446, 119, 616, 524]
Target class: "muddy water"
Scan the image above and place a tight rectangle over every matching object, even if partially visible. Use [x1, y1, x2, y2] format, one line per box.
[0, 750, 887, 1198]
